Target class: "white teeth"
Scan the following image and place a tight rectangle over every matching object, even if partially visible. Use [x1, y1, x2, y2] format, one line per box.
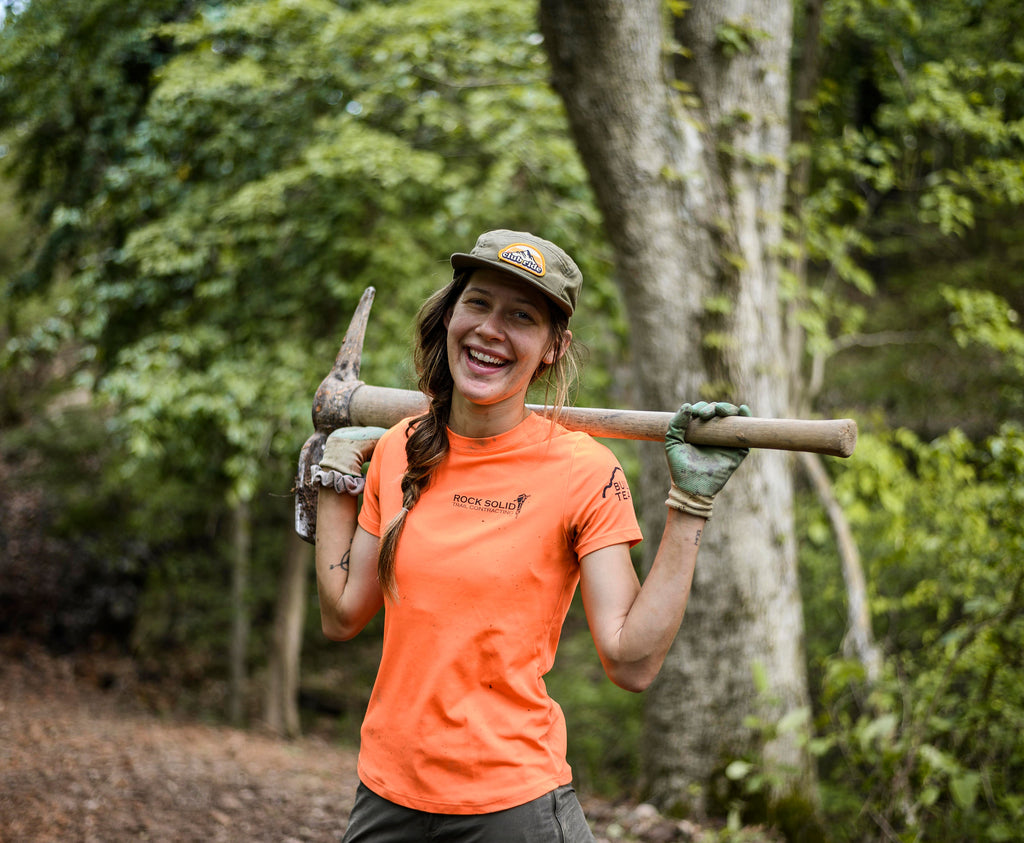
[469, 349, 505, 365]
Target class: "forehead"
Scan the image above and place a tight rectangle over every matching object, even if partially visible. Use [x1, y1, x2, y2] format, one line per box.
[463, 268, 550, 310]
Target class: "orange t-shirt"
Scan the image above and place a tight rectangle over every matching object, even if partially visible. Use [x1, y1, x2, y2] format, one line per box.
[355, 412, 642, 814]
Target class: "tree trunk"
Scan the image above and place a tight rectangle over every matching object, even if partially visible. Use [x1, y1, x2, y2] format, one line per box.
[540, 0, 814, 817]
[229, 497, 251, 726]
[264, 527, 312, 737]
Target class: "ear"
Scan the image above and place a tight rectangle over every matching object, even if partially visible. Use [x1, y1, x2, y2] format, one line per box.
[543, 329, 572, 366]
[443, 306, 453, 330]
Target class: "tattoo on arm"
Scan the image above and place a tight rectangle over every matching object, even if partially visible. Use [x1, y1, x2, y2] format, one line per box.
[694, 528, 702, 547]
[329, 551, 350, 572]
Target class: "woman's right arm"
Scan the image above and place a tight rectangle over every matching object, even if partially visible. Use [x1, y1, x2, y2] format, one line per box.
[315, 488, 385, 641]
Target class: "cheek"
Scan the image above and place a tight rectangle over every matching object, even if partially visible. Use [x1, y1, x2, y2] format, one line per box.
[444, 322, 467, 374]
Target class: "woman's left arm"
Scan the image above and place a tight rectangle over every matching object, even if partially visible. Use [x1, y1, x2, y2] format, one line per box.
[579, 510, 706, 692]
[579, 401, 750, 692]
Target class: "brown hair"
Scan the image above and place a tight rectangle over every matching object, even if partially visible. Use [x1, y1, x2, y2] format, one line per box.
[376, 270, 579, 601]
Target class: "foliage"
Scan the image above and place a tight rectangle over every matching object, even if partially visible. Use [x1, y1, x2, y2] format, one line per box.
[799, 424, 1024, 841]
[1, 0, 623, 491]
[1, 402, 154, 647]
[791, 0, 1024, 435]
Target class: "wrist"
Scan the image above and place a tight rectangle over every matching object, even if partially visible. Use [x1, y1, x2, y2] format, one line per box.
[311, 464, 366, 495]
[666, 484, 714, 519]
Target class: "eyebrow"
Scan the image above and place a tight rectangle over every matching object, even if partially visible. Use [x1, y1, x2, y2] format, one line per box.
[464, 285, 543, 309]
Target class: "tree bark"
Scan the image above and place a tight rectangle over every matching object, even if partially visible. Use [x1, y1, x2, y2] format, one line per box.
[540, 0, 814, 816]
[229, 497, 251, 726]
[264, 527, 312, 737]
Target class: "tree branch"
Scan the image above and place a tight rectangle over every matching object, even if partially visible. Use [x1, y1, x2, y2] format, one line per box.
[799, 450, 882, 682]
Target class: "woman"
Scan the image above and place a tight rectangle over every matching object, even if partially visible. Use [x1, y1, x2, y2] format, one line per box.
[311, 229, 749, 842]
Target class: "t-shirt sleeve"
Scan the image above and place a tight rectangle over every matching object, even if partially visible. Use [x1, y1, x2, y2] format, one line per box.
[568, 438, 643, 559]
[356, 421, 408, 538]
[357, 445, 383, 537]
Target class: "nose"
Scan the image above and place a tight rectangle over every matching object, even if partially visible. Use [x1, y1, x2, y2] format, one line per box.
[476, 309, 505, 340]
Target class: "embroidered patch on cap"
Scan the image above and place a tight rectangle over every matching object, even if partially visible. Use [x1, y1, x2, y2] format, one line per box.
[498, 243, 546, 277]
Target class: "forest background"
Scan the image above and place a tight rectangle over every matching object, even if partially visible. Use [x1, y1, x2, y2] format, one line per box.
[1, 1, 1022, 841]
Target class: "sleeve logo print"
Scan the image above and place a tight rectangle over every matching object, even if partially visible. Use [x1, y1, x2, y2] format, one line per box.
[451, 491, 531, 518]
[602, 467, 631, 502]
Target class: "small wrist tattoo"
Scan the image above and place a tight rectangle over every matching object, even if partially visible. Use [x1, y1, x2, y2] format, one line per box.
[329, 551, 350, 572]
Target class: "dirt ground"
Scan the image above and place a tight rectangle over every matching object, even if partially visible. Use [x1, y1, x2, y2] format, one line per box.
[0, 640, 747, 843]
[0, 641, 357, 842]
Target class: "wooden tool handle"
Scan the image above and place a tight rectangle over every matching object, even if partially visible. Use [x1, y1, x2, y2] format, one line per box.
[541, 406, 857, 457]
[346, 384, 857, 458]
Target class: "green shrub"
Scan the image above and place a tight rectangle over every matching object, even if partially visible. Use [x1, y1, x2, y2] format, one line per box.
[801, 424, 1024, 842]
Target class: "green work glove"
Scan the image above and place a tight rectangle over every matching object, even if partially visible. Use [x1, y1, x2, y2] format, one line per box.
[313, 426, 388, 494]
[664, 401, 750, 519]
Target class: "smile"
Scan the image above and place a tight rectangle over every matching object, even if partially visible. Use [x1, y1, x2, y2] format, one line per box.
[468, 348, 508, 367]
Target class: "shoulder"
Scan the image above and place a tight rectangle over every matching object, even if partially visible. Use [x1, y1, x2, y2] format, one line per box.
[378, 417, 417, 447]
[537, 417, 626, 479]
[367, 418, 417, 471]
[542, 416, 617, 457]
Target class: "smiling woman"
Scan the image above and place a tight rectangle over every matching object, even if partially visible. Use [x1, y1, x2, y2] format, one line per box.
[308, 229, 751, 842]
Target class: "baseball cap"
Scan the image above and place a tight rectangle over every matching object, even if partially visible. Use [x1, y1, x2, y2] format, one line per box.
[450, 229, 582, 317]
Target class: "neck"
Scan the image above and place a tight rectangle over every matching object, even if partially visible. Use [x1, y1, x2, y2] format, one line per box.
[448, 395, 531, 438]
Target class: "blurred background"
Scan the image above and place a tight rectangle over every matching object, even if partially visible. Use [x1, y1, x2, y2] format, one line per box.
[1, 1, 1022, 841]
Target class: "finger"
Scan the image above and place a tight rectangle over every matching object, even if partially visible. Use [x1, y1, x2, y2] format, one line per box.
[666, 404, 694, 439]
[691, 401, 714, 420]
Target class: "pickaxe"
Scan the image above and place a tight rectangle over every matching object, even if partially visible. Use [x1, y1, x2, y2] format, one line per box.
[295, 287, 857, 542]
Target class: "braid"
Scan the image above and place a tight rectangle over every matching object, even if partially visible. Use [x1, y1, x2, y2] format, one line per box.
[377, 275, 467, 600]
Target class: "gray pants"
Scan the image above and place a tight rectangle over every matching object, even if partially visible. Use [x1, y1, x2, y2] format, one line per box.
[341, 781, 596, 842]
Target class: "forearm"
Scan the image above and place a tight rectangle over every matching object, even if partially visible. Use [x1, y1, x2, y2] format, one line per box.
[597, 510, 705, 691]
[587, 401, 747, 690]
[315, 490, 380, 640]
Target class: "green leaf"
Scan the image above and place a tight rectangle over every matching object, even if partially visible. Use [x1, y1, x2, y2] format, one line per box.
[950, 771, 981, 809]
[725, 760, 753, 781]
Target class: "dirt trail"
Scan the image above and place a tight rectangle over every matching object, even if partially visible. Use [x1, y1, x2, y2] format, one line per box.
[0, 643, 356, 842]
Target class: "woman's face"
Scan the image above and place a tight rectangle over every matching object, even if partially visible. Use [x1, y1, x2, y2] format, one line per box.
[444, 269, 561, 430]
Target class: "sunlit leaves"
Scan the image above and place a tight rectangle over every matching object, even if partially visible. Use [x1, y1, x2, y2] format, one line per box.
[791, 0, 1024, 426]
[943, 286, 1024, 370]
[807, 424, 1024, 840]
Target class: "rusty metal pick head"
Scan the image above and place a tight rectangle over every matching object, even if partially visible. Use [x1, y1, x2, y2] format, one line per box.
[312, 286, 376, 433]
[295, 286, 376, 543]
[294, 430, 326, 542]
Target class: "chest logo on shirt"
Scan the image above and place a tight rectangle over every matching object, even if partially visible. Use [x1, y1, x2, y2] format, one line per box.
[452, 492, 530, 518]
[602, 467, 631, 502]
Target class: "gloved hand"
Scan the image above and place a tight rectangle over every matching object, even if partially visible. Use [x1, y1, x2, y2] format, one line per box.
[664, 401, 750, 519]
[312, 426, 388, 495]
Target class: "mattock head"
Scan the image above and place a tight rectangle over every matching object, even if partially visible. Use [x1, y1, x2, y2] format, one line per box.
[295, 286, 376, 543]
[313, 285, 376, 433]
